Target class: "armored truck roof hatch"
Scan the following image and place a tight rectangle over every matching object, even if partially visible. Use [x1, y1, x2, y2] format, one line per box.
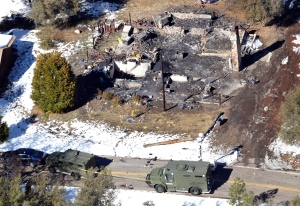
[146, 160, 213, 195]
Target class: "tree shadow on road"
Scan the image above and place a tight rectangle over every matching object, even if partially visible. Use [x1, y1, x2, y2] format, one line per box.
[254, 188, 279, 205]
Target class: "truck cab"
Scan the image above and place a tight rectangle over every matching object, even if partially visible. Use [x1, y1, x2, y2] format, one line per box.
[146, 160, 213, 195]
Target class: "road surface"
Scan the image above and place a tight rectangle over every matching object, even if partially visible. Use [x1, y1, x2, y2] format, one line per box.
[104, 156, 300, 202]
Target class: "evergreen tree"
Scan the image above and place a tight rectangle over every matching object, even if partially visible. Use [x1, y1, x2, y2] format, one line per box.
[279, 85, 300, 144]
[29, 0, 79, 26]
[229, 177, 254, 206]
[23, 176, 71, 206]
[240, 0, 283, 23]
[8, 175, 24, 206]
[76, 168, 116, 206]
[0, 175, 70, 205]
[0, 115, 9, 143]
[0, 177, 11, 205]
[291, 195, 300, 206]
[31, 52, 76, 113]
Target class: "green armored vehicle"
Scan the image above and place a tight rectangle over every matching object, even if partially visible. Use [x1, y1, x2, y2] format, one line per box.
[45, 149, 98, 180]
[146, 160, 213, 195]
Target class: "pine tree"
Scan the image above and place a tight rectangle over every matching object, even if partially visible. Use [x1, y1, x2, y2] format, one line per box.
[8, 175, 24, 206]
[31, 52, 76, 113]
[291, 195, 300, 206]
[76, 168, 116, 206]
[229, 177, 246, 206]
[29, 0, 80, 26]
[23, 176, 71, 206]
[240, 0, 283, 23]
[279, 85, 300, 144]
[229, 177, 254, 206]
[0, 115, 9, 143]
[0, 177, 10, 205]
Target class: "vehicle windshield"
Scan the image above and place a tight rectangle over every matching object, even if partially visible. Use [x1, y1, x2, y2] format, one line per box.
[31, 150, 43, 158]
[159, 167, 166, 176]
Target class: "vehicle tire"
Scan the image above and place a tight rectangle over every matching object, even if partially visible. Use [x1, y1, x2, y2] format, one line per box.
[190, 187, 201, 195]
[48, 166, 56, 173]
[154, 184, 165, 193]
[71, 172, 80, 180]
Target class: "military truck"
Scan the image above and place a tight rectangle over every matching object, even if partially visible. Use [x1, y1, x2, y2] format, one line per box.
[145, 160, 213, 195]
[45, 149, 99, 180]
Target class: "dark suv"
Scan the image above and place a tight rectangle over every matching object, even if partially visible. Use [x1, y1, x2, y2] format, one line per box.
[17, 148, 48, 167]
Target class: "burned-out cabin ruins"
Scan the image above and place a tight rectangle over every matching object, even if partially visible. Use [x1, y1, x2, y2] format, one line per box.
[84, 7, 262, 110]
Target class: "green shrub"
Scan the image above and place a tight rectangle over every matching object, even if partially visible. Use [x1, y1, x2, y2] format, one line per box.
[112, 96, 122, 107]
[278, 86, 300, 144]
[39, 36, 56, 50]
[240, 0, 283, 23]
[132, 95, 142, 104]
[102, 91, 114, 100]
[229, 177, 254, 206]
[31, 52, 77, 113]
[291, 195, 300, 206]
[0, 115, 9, 143]
[29, 0, 80, 26]
[0, 175, 71, 205]
[76, 168, 116, 206]
[42, 113, 49, 119]
[97, 88, 103, 95]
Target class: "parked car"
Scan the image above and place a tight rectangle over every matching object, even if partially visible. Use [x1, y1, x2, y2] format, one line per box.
[16, 148, 48, 167]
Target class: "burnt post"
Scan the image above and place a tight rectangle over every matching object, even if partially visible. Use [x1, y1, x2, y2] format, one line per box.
[129, 13, 131, 26]
[86, 48, 89, 63]
[235, 26, 242, 71]
[161, 53, 166, 111]
[92, 36, 95, 49]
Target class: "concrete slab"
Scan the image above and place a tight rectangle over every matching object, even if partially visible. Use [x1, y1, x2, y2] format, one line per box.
[172, 13, 211, 20]
[115, 61, 149, 78]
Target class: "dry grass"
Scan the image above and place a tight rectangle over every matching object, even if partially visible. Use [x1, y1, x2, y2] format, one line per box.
[115, 0, 196, 21]
[37, 25, 91, 43]
[43, 97, 224, 137]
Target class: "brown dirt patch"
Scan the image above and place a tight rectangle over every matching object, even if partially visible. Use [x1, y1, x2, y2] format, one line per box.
[46, 97, 222, 138]
[212, 24, 300, 165]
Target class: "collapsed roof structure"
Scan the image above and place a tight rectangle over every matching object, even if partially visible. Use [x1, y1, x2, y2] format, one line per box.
[86, 7, 262, 109]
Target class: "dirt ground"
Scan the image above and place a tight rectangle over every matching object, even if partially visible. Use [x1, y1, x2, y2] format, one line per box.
[30, 0, 300, 167]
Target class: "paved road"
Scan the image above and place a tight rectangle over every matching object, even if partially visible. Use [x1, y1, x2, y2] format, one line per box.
[103, 156, 300, 202]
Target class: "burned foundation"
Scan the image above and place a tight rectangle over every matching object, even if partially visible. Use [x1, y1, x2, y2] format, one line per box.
[86, 8, 261, 109]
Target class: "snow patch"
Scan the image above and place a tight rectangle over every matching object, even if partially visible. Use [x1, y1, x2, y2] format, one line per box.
[114, 190, 230, 206]
[264, 137, 300, 170]
[65, 188, 230, 206]
[0, 0, 29, 22]
[281, 56, 288, 65]
[292, 34, 300, 44]
[293, 46, 300, 54]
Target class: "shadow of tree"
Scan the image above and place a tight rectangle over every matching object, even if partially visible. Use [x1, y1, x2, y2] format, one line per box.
[254, 188, 278, 205]
[73, 71, 115, 110]
[8, 115, 37, 140]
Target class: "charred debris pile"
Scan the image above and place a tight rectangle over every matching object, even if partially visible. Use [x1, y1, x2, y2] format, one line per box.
[83, 7, 262, 110]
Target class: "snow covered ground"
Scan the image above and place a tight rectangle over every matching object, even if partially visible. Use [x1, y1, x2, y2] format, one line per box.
[0, 0, 299, 205]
